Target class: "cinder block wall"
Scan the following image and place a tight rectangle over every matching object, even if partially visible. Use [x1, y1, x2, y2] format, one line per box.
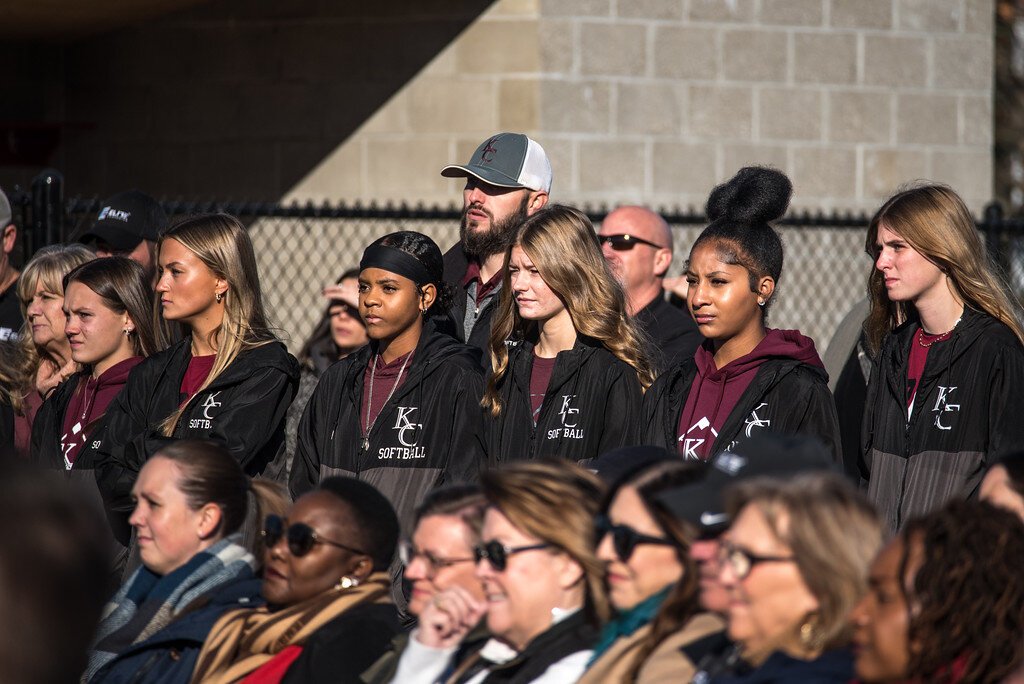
[293, 0, 994, 213]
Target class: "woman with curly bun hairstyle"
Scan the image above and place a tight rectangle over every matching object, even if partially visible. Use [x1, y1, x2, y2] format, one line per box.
[641, 166, 840, 462]
[850, 500, 1024, 683]
[482, 204, 654, 464]
[292, 231, 486, 534]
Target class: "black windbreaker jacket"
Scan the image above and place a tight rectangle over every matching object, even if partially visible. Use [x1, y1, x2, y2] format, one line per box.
[641, 358, 841, 461]
[28, 373, 130, 580]
[31, 371, 97, 471]
[860, 308, 1024, 532]
[290, 324, 487, 531]
[93, 338, 299, 522]
[487, 337, 644, 464]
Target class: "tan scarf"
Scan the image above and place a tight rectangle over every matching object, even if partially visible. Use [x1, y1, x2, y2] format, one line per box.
[190, 572, 391, 684]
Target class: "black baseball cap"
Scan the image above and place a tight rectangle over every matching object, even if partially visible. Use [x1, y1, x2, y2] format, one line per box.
[656, 433, 837, 538]
[80, 190, 167, 251]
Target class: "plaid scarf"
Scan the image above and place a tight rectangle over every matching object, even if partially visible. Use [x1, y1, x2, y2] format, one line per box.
[83, 535, 256, 682]
[190, 571, 392, 684]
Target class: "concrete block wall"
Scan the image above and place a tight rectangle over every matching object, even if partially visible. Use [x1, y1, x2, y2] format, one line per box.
[293, 0, 995, 213]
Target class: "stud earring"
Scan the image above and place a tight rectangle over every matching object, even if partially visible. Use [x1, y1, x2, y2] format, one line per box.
[336, 576, 359, 590]
[757, 298, 765, 307]
[123, 328, 133, 336]
[216, 292, 223, 303]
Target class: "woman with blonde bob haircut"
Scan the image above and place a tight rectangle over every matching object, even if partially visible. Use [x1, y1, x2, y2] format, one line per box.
[96, 214, 299, 537]
[11, 243, 94, 456]
[390, 460, 610, 684]
[708, 472, 882, 682]
[859, 183, 1024, 533]
[483, 205, 654, 463]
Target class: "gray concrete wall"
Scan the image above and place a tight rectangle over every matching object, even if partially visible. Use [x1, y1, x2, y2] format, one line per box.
[293, 0, 994, 212]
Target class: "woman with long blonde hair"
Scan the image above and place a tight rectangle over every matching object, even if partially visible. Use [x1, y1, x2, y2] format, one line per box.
[860, 183, 1024, 533]
[10, 243, 94, 456]
[95, 214, 299, 536]
[481, 204, 653, 463]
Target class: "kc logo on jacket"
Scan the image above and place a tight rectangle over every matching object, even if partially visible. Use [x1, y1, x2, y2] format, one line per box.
[378, 406, 426, 461]
[546, 394, 584, 440]
[188, 392, 222, 430]
[679, 417, 718, 461]
[744, 403, 771, 437]
[932, 386, 960, 431]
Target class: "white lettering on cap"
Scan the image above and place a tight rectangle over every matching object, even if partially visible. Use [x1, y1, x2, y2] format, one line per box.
[713, 451, 746, 476]
[98, 206, 131, 222]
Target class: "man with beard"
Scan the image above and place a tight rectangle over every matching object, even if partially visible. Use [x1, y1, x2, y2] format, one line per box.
[439, 133, 551, 362]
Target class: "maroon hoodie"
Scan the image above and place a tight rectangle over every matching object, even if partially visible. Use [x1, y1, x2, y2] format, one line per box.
[676, 329, 824, 460]
[60, 356, 143, 469]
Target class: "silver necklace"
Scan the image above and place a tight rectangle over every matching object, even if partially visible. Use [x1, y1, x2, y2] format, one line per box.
[362, 351, 411, 452]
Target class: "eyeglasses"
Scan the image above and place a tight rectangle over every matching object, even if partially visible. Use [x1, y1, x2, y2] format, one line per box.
[718, 540, 795, 580]
[595, 514, 676, 562]
[398, 540, 475, 575]
[473, 540, 551, 572]
[598, 234, 665, 251]
[262, 514, 368, 558]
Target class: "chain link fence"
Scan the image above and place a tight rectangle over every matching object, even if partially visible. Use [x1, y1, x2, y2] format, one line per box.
[46, 195, 871, 354]
[12, 176, 1019, 360]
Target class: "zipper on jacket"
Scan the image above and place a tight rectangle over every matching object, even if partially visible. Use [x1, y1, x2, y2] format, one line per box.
[895, 405, 914, 530]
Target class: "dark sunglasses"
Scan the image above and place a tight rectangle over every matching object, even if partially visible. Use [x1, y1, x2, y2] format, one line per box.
[598, 234, 664, 251]
[473, 540, 551, 572]
[596, 514, 676, 562]
[262, 514, 368, 558]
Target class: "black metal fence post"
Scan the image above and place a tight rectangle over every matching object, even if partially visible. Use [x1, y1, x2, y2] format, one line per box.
[982, 201, 1006, 271]
[30, 169, 64, 252]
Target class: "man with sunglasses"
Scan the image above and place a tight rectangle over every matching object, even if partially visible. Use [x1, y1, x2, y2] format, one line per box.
[439, 133, 551, 363]
[598, 206, 701, 371]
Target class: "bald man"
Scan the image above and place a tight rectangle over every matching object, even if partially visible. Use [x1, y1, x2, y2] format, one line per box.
[599, 206, 701, 370]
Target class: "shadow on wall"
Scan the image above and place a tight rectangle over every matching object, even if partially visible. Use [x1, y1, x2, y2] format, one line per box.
[0, 0, 493, 199]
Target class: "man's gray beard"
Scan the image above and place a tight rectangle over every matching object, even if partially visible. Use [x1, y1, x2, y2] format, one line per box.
[460, 199, 530, 259]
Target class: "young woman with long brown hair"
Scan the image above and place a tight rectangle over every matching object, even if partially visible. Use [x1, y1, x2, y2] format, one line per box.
[859, 183, 1024, 533]
[482, 204, 654, 464]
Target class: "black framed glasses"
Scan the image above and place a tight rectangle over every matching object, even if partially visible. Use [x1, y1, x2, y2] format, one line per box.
[718, 540, 795, 580]
[598, 234, 665, 251]
[398, 540, 475, 575]
[262, 514, 368, 558]
[473, 540, 551, 572]
[595, 514, 676, 562]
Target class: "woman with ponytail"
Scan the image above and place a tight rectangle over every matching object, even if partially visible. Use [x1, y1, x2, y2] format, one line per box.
[860, 183, 1024, 533]
[85, 439, 289, 684]
[482, 204, 653, 464]
[95, 214, 299, 535]
[291, 231, 486, 534]
[641, 166, 840, 461]
[31, 257, 156, 472]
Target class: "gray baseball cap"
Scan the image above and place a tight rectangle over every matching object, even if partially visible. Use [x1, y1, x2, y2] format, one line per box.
[441, 133, 552, 193]
[0, 188, 11, 228]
